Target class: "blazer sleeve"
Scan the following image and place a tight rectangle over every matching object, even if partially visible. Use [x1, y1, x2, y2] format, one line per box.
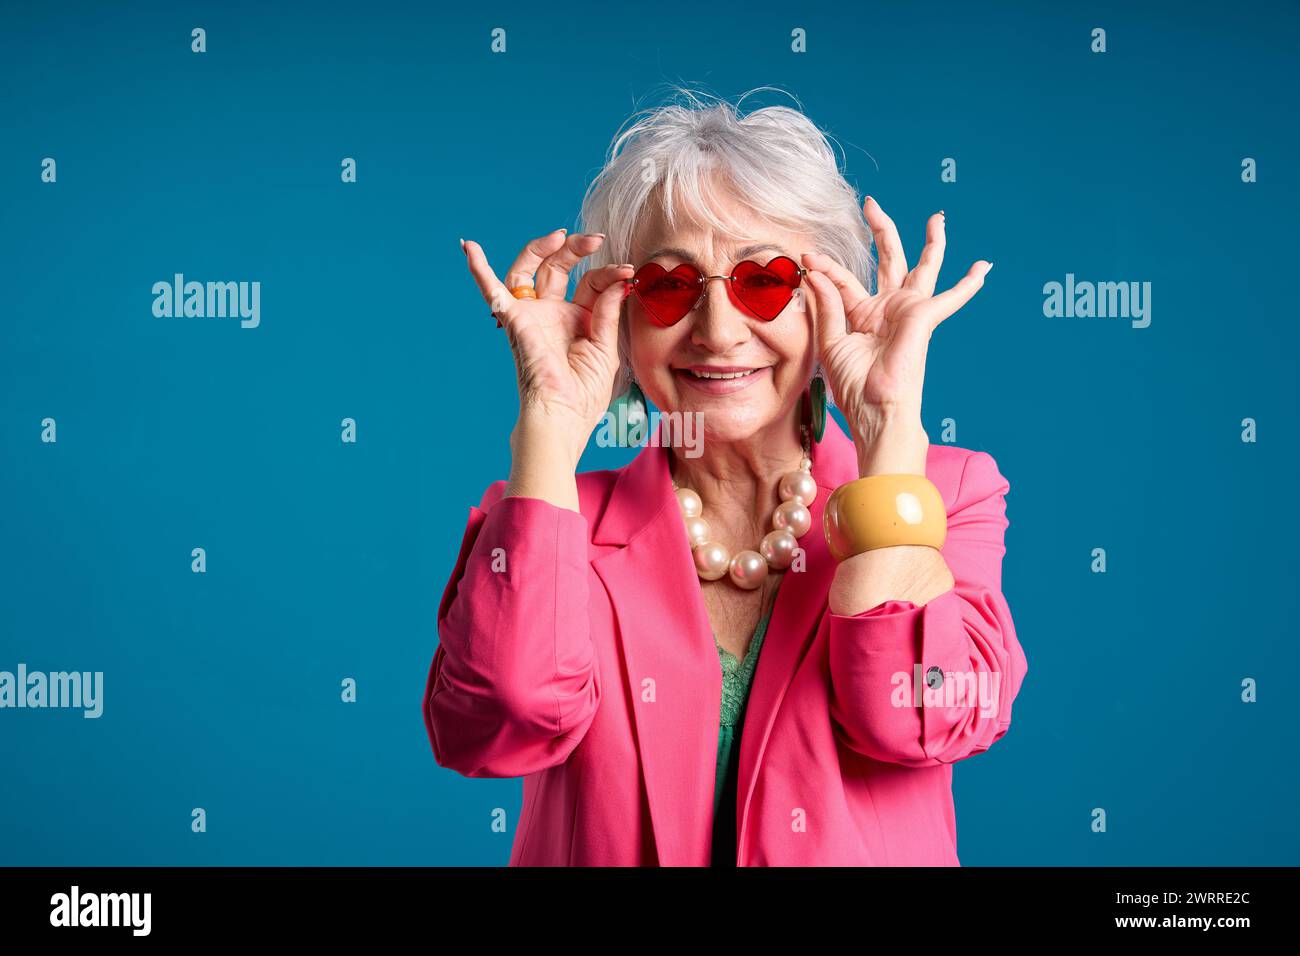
[826, 450, 1027, 768]
[422, 482, 601, 778]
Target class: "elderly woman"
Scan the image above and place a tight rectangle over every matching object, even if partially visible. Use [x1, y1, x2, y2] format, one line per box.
[424, 91, 1027, 866]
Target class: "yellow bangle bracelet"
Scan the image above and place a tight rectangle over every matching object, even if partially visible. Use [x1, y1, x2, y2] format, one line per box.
[822, 474, 948, 561]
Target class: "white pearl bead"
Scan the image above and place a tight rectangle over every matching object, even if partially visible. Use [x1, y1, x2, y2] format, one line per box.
[778, 470, 818, 506]
[676, 486, 702, 518]
[728, 550, 768, 590]
[683, 515, 710, 546]
[760, 529, 798, 570]
[694, 541, 729, 581]
[772, 499, 812, 538]
[800, 457, 812, 472]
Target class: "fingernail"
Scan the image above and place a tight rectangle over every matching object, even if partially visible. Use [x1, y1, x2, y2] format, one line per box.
[619, 263, 635, 269]
[459, 237, 466, 251]
[557, 228, 568, 234]
[588, 232, 607, 239]
[986, 261, 995, 272]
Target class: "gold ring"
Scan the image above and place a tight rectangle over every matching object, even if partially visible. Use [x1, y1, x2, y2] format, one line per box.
[510, 285, 538, 300]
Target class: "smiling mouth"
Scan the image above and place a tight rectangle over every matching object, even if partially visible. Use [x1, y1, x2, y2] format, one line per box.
[685, 368, 760, 380]
[673, 365, 771, 394]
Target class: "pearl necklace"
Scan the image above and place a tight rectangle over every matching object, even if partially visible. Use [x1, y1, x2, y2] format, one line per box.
[672, 432, 817, 590]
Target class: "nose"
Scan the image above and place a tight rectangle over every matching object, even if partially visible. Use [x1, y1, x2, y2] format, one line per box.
[689, 275, 751, 353]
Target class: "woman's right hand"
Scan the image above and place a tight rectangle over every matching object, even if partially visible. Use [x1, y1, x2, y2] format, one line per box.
[463, 229, 634, 467]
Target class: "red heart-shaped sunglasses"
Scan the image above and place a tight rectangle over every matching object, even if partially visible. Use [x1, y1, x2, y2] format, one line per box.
[629, 255, 807, 327]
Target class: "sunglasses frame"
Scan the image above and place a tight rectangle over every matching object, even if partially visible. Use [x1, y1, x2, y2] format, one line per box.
[628, 255, 808, 327]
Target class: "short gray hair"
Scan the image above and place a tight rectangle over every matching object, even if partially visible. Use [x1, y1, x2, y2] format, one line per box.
[574, 86, 876, 400]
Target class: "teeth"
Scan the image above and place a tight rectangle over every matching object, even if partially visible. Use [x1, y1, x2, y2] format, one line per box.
[689, 369, 756, 380]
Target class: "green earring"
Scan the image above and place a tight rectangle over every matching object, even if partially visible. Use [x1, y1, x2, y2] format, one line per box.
[806, 373, 827, 443]
[608, 378, 648, 446]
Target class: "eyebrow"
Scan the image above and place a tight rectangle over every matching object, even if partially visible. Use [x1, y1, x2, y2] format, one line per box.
[645, 243, 788, 267]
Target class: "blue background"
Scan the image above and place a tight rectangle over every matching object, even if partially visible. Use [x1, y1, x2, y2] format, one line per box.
[2, 0, 1297, 865]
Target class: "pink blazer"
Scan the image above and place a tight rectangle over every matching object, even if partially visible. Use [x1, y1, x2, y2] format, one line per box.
[423, 415, 1027, 866]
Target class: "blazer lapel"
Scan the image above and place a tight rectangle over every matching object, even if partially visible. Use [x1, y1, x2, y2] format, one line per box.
[734, 415, 860, 859]
[591, 442, 719, 867]
[589, 416, 860, 867]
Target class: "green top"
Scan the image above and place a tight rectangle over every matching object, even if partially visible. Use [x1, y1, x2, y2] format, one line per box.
[710, 584, 779, 866]
[713, 614, 771, 813]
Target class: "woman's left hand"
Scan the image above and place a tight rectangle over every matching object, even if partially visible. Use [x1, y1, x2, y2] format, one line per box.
[802, 197, 992, 476]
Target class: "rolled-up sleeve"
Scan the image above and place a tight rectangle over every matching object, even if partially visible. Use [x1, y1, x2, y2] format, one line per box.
[827, 451, 1027, 767]
[423, 483, 600, 778]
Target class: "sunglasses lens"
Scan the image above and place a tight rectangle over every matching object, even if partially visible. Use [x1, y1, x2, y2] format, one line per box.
[732, 257, 802, 320]
[633, 263, 701, 326]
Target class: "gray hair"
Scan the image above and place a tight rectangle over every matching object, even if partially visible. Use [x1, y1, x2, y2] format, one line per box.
[574, 86, 876, 401]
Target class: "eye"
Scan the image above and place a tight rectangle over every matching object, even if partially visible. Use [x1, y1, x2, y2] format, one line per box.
[646, 275, 696, 294]
[741, 273, 785, 289]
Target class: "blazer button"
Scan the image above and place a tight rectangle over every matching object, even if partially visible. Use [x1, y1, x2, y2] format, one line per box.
[925, 666, 944, 689]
